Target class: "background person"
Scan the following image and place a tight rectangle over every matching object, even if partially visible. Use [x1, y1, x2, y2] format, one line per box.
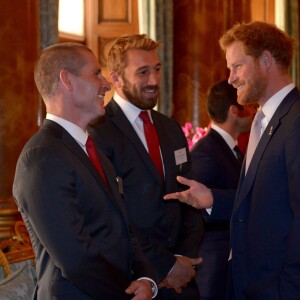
[191, 80, 255, 299]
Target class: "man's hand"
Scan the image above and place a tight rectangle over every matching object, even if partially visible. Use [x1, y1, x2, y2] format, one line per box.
[158, 256, 202, 294]
[125, 279, 153, 300]
[163, 176, 213, 209]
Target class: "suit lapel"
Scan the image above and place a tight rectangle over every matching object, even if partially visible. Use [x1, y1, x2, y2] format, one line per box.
[210, 129, 243, 170]
[107, 100, 163, 183]
[43, 120, 117, 200]
[233, 88, 299, 212]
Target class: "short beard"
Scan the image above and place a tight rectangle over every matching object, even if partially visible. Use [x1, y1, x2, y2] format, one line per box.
[239, 67, 267, 105]
[122, 78, 158, 110]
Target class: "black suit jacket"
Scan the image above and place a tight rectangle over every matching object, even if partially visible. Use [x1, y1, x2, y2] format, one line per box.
[230, 88, 300, 299]
[89, 99, 203, 284]
[191, 128, 242, 298]
[13, 120, 154, 300]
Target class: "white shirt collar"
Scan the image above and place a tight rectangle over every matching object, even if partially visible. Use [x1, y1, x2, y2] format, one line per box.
[46, 113, 88, 147]
[261, 83, 295, 123]
[211, 123, 237, 150]
[114, 92, 151, 124]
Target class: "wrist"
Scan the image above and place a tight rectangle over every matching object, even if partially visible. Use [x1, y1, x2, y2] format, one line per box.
[137, 277, 158, 298]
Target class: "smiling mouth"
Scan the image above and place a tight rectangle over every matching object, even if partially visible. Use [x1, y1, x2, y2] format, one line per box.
[144, 85, 158, 93]
[235, 82, 245, 91]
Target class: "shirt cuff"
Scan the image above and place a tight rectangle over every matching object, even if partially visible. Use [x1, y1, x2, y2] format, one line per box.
[137, 277, 158, 298]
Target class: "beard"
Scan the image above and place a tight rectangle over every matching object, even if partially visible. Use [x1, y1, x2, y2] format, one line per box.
[237, 67, 268, 105]
[122, 77, 159, 110]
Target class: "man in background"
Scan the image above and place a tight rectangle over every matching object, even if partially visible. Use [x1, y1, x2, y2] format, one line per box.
[13, 42, 157, 300]
[89, 34, 203, 300]
[191, 80, 255, 299]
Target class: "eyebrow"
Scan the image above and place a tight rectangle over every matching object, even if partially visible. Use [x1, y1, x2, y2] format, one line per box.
[137, 63, 161, 70]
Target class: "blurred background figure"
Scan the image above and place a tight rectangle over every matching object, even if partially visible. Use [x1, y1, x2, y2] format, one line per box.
[190, 80, 255, 299]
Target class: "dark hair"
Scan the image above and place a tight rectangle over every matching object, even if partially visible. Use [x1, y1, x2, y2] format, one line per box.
[207, 80, 242, 123]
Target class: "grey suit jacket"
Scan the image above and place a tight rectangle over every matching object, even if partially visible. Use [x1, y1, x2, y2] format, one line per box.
[13, 120, 154, 300]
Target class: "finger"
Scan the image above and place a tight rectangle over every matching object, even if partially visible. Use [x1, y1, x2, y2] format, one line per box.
[173, 287, 183, 294]
[176, 176, 192, 186]
[163, 192, 179, 200]
[190, 257, 203, 265]
[125, 281, 138, 295]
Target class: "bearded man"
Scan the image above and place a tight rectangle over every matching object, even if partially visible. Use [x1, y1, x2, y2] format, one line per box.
[89, 34, 204, 300]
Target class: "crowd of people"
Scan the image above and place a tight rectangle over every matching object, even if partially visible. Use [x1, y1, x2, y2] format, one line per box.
[12, 20, 300, 300]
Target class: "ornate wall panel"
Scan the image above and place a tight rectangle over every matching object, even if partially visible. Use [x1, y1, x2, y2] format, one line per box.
[172, 0, 274, 127]
[0, 0, 40, 238]
[0, 0, 40, 199]
[173, 0, 253, 127]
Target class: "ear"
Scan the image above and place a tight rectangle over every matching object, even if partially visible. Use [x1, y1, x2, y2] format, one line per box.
[109, 71, 123, 88]
[229, 104, 238, 117]
[261, 50, 272, 69]
[59, 69, 72, 92]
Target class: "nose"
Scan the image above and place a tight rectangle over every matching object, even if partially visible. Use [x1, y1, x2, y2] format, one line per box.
[101, 75, 111, 92]
[148, 70, 160, 86]
[228, 70, 236, 85]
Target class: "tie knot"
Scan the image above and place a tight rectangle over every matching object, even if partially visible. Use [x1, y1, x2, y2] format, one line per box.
[86, 135, 95, 148]
[254, 109, 264, 124]
[139, 111, 151, 124]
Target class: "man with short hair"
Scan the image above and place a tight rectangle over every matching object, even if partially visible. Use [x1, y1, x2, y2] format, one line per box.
[89, 34, 203, 300]
[165, 21, 300, 300]
[13, 42, 157, 300]
[191, 80, 255, 299]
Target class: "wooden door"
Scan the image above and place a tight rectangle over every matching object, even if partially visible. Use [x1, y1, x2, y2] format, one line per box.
[85, 0, 139, 103]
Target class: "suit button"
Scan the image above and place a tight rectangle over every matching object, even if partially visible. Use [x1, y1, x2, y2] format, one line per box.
[236, 219, 243, 222]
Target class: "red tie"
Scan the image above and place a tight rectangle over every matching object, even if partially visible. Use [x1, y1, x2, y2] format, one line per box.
[86, 136, 108, 186]
[139, 111, 164, 179]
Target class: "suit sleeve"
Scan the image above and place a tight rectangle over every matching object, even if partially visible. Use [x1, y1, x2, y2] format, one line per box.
[191, 148, 235, 221]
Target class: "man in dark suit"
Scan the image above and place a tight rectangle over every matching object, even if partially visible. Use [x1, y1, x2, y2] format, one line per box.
[191, 80, 254, 299]
[165, 21, 300, 299]
[13, 42, 157, 300]
[89, 34, 203, 300]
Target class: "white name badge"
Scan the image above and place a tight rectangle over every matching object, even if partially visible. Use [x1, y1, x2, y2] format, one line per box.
[174, 148, 187, 165]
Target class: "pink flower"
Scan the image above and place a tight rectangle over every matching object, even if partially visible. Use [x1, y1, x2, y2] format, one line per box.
[181, 122, 194, 138]
[182, 122, 207, 150]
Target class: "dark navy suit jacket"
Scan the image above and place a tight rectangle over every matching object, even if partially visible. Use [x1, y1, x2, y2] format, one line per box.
[229, 88, 300, 299]
[13, 120, 154, 300]
[191, 128, 242, 299]
[89, 99, 204, 299]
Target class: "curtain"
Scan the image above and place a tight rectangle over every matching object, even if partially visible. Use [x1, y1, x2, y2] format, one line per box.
[155, 0, 173, 116]
[138, 0, 173, 116]
[284, 1, 300, 88]
[38, 0, 59, 125]
[40, 0, 59, 49]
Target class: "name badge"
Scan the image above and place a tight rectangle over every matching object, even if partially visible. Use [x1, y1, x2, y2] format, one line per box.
[174, 148, 187, 166]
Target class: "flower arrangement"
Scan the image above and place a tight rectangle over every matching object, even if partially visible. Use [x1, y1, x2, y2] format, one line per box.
[181, 122, 208, 150]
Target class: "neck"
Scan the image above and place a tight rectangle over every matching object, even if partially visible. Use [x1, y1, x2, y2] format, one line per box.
[213, 122, 239, 140]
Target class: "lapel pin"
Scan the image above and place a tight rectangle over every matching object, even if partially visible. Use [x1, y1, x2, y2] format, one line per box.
[268, 126, 273, 135]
